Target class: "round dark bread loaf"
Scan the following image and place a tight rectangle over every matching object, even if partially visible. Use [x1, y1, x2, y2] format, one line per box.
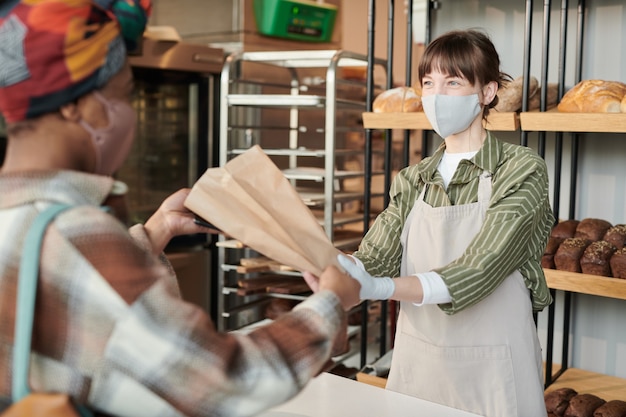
[543, 236, 565, 269]
[575, 218, 613, 242]
[552, 220, 580, 239]
[593, 400, 626, 417]
[565, 393, 606, 417]
[545, 387, 578, 416]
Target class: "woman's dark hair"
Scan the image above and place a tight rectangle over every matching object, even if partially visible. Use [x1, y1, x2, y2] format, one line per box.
[418, 29, 511, 116]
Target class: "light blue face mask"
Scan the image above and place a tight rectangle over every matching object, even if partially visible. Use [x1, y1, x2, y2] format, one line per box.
[421, 93, 482, 138]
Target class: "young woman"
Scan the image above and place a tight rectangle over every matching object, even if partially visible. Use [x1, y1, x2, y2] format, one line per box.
[338, 29, 554, 416]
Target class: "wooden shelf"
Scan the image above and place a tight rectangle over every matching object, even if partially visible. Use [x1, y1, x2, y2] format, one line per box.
[361, 111, 520, 131]
[544, 368, 626, 402]
[520, 110, 626, 132]
[544, 269, 626, 300]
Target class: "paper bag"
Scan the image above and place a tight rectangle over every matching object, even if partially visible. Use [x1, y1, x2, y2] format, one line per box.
[184, 145, 341, 276]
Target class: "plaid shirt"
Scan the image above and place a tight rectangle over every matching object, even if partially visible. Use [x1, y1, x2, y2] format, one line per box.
[0, 170, 344, 417]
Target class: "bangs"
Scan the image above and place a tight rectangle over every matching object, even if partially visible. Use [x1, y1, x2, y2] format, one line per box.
[419, 39, 479, 85]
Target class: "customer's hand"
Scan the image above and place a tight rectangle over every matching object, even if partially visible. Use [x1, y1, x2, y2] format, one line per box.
[144, 188, 220, 254]
[303, 265, 361, 311]
[336, 254, 395, 301]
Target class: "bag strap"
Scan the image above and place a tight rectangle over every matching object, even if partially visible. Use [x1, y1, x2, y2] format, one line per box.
[13, 203, 94, 417]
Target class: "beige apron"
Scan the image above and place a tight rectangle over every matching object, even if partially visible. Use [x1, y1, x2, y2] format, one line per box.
[386, 172, 546, 417]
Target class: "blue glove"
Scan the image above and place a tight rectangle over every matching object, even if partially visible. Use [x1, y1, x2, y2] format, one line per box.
[337, 254, 395, 300]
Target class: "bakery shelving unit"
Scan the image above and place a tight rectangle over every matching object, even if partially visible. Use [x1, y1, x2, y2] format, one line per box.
[216, 49, 388, 368]
[541, 266, 626, 402]
[523, 111, 626, 399]
[517, 0, 626, 400]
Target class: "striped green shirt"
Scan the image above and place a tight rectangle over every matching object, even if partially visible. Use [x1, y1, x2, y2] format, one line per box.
[354, 131, 554, 314]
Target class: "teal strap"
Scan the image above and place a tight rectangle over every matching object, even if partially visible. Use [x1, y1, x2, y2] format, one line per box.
[13, 204, 94, 417]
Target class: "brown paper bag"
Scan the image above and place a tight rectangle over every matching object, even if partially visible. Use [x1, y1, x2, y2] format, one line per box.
[184, 145, 341, 276]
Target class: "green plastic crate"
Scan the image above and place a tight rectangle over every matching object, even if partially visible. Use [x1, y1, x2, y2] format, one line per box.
[253, 0, 337, 43]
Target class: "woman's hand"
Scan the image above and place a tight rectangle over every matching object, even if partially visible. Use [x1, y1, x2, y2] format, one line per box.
[143, 188, 220, 254]
[303, 265, 361, 311]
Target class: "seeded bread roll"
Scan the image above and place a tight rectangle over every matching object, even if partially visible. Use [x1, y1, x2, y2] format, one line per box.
[554, 237, 592, 273]
[575, 218, 613, 242]
[558, 80, 626, 113]
[373, 86, 423, 113]
[580, 240, 617, 277]
[545, 387, 578, 416]
[610, 247, 626, 279]
[603, 224, 626, 250]
[565, 394, 606, 417]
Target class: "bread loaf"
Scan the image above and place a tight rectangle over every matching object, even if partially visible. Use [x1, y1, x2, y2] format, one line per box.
[564, 393, 606, 417]
[545, 387, 578, 416]
[495, 76, 538, 112]
[580, 240, 617, 277]
[593, 400, 626, 417]
[575, 218, 613, 242]
[603, 224, 626, 250]
[610, 247, 626, 279]
[558, 80, 626, 113]
[528, 82, 559, 110]
[552, 220, 581, 239]
[542, 236, 565, 269]
[373, 86, 422, 113]
[554, 237, 592, 272]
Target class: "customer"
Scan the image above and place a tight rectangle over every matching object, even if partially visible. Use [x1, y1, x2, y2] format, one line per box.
[0, 1, 360, 416]
[336, 29, 554, 416]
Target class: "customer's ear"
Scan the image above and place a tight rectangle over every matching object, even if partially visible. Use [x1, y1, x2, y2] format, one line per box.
[59, 101, 81, 122]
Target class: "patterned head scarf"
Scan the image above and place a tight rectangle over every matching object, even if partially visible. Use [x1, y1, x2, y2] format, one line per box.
[0, 0, 151, 123]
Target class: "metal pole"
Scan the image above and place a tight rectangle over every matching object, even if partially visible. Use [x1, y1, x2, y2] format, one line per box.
[403, 0, 414, 169]
[520, 0, 534, 147]
[362, 0, 377, 369]
[537, 0, 551, 158]
[421, 0, 435, 159]
[552, 0, 569, 221]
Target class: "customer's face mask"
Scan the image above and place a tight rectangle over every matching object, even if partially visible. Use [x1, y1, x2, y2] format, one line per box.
[80, 91, 136, 176]
[421, 93, 482, 138]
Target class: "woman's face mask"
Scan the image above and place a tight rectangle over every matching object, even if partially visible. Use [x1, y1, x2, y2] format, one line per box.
[79, 91, 136, 176]
[421, 93, 482, 139]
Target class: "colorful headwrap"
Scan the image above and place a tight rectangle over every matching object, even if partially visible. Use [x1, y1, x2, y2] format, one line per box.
[0, 0, 151, 123]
